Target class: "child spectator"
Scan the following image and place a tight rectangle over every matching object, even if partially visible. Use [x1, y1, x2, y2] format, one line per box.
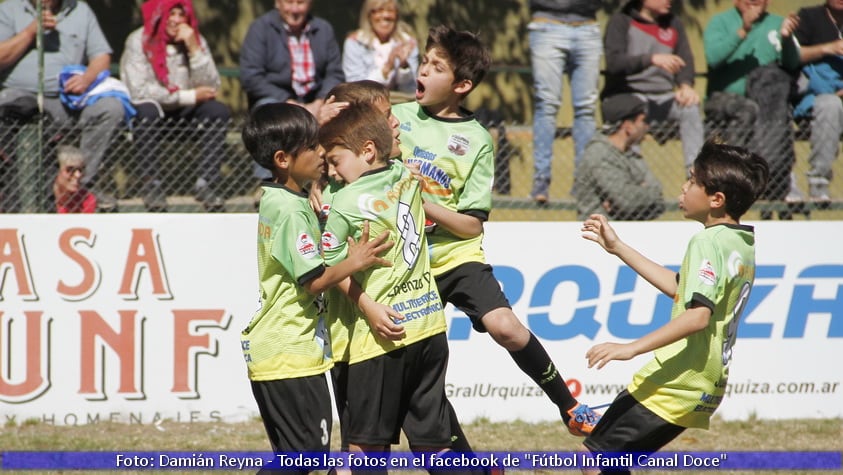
[392, 25, 601, 439]
[579, 141, 770, 475]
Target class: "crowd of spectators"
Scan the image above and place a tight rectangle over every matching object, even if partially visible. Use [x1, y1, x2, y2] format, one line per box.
[1, 0, 841, 215]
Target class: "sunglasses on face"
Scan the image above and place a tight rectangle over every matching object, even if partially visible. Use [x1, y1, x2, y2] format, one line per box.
[63, 166, 84, 175]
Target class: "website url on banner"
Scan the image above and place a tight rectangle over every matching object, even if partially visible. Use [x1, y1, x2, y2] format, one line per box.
[446, 378, 842, 400]
[1, 451, 840, 471]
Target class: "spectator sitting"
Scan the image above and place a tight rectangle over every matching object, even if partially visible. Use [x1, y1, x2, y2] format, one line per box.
[342, 0, 418, 98]
[0, 0, 124, 212]
[792, 0, 843, 203]
[240, 0, 344, 182]
[574, 94, 665, 221]
[50, 145, 96, 213]
[120, 0, 229, 212]
[602, 0, 704, 174]
[703, 0, 801, 216]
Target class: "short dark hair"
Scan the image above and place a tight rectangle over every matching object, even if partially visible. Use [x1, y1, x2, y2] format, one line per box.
[693, 141, 770, 219]
[425, 25, 491, 93]
[319, 102, 393, 163]
[327, 80, 390, 106]
[241, 103, 319, 172]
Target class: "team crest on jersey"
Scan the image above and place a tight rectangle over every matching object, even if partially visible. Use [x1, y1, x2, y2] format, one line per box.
[400, 121, 412, 132]
[321, 231, 341, 251]
[698, 259, 716, 286]
[447, 134, 470, 156]
[297, 232, 319, 259]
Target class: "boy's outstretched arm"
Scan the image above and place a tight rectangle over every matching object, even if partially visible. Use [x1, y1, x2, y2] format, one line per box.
[337, 277, 406, 341]
[586, 305, 711, 369]
[581, 214, 678, 297]
[423, 201, 484, 239]
[304, 221, 394, 294]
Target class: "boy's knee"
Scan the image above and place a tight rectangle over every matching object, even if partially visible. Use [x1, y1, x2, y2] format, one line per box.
[483, 308, 529, 349]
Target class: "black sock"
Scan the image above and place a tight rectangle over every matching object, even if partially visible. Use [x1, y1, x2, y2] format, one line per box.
[446, 399, 475, 453]
[509, 332, 577, 419]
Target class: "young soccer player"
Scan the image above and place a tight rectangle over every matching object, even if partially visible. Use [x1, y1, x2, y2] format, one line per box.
[391, 25, 600, 436]
[239, 103, 394, 466]
[313, 80, 402, 455]
[579, 141, 770, 474]
[319, 103, 471, 472]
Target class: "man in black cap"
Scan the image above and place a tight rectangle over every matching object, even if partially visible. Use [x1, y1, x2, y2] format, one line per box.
[573, 94, 665, 220]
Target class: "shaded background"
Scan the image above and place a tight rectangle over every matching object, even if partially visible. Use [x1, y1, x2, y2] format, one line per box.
[77, 0, 817, 119]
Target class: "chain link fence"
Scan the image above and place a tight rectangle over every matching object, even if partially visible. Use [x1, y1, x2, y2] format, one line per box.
[1, 113, 842, 220]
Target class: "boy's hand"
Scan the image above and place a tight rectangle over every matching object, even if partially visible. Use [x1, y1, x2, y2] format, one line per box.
[360, 300, 406, 341]
[581, 214, 621, 254]
[586, 342, 637, 369]
[317, 95, 349, 125]
[346, 221, 394, 270]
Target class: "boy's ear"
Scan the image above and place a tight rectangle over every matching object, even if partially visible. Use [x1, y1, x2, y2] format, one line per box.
[452, 79, 473, 96]
[362, 140, 377, 163]
[710, 191, 726, 210]
[273, 150, 289, 170]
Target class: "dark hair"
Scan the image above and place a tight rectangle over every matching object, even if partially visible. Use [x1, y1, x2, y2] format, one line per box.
[693, 141, 770, 219]
[241, 103, 319, 172]
[327, 80, 390, 106]
[425, 25, 491, 93]
[319, 102, 393, 163]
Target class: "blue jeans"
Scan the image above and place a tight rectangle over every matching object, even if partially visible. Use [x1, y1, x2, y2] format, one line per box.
[529, 20, 602, 196]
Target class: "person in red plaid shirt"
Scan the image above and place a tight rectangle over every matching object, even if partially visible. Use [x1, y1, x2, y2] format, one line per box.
[241, 0, 345, 183]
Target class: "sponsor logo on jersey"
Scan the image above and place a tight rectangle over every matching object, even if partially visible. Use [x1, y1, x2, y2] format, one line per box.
[698, 259, 716, 286]
[447, 134, 470, 156]
[412, 146, 436, 161]
[297, 232, 318, 259]
[321, 231, 341, 251]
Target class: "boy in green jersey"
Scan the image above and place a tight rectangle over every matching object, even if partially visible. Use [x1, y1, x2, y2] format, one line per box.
[319, 103, 467, 467]
[579, 141, 770, 474]
[239, 103, 393, 461]
[314, 80, 403, 454]
[392, 25, 600, 436]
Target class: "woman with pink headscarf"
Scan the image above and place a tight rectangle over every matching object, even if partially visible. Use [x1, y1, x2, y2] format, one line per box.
[119, 0, 229, 212]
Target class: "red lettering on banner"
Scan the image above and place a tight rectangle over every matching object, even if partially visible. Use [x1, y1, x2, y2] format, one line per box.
[0, 311, 50, 402]
[171, 310, 229, 398]
[79, 310, 143, 399]
[118, 229, 172, 300]
[57, 228, 100, 300]
[0, 229, 37, 301]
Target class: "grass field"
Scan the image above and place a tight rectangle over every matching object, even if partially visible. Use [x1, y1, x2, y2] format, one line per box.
[1, 417, 840, 475]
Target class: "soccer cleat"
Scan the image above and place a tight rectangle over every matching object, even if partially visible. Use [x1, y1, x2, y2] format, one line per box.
[566, 403, 601, 437]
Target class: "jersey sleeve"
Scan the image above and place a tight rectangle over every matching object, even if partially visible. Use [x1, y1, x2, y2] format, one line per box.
[678, 235, 723, 312]
[457, 135, 495, 215]
[271, 210, 325, 285]
[321, 208, 354, 267]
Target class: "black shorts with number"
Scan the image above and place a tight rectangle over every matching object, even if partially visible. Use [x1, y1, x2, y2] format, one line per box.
[250, 373, 333, 453]
[435, 262, 511, 332]
[583, 389, 685, 458]
[345, 333, 451, 447]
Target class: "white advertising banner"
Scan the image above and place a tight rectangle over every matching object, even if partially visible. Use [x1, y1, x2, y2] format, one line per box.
[0, 216, 840, 426]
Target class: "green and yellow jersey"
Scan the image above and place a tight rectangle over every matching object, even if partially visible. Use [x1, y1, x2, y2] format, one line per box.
[241, 183, 332, 381]
[322, 161, 447, 364]
[320, 178, 355, 364]
[629, 224, 757, 429]
[391, 102, 496, 276]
